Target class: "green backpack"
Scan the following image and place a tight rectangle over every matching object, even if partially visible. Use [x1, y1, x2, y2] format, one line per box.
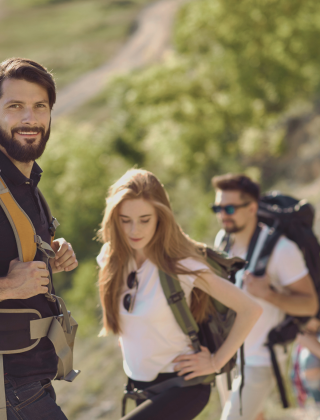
[159, 247, 245, 385]
[122, 247, 245, 416]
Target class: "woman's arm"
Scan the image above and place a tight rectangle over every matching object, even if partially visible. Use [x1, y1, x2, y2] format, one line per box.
[173, 271, 262, 380]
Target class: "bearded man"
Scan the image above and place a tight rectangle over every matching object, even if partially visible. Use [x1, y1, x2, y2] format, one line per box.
[0, 58, 78, 420]
[211, 174, 318, 420]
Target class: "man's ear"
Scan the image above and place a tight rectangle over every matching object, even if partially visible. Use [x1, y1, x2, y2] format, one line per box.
[249, 200, 258, 215]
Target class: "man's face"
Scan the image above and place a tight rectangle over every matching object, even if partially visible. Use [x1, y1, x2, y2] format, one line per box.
[0, 78, 51, 163]
[215, 189, 257, 233]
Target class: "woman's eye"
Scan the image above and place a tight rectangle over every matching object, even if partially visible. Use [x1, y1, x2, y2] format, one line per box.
[141, 219, 150, 224]
[121, 219, 130, 224]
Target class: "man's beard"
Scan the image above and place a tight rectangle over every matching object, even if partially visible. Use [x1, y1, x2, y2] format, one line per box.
[223, 220, 246, 234]
[0, 123, 50, 163]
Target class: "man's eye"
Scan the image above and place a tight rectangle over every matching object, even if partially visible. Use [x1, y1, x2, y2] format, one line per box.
[9, 104, 20, 109]
[141, 219, 150, 224]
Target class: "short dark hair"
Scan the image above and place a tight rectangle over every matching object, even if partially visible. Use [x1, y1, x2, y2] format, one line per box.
[211, 173, 260, 202]
[0, 58, 56, 109]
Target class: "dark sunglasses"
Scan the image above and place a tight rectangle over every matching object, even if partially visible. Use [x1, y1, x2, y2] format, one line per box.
[123, 271, 138, 313]
[211, 202, 252, 215]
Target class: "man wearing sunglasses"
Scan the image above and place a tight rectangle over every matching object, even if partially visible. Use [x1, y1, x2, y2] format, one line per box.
[211, 173, 318, 420]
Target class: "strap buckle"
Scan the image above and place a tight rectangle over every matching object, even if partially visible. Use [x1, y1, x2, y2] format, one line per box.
[167, 291, 185, 305]
[188, 330, 199, 343]
[34, 235, 56, 259]
[188, 330, 201, 352]
[49, 217, 60, 237]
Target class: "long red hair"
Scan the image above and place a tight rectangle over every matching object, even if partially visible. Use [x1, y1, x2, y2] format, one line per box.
[98, 169, 214, 334]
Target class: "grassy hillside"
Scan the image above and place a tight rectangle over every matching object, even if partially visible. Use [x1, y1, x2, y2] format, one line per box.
[1, 0, 154, 88]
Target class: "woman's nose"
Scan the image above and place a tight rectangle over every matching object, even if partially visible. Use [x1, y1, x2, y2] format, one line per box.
[130, 222, 139, 235]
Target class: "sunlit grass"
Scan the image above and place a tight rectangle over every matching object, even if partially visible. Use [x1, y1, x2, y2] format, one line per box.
[1, 0, 153, 88]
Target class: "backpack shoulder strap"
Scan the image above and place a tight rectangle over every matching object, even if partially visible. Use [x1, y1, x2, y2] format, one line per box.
[0, 176, 37, 262]
[214, 229, 230, 252]
[38, 189, 60, 239]
[235, 224, 271, 287]
[158, 269, 201, 352]
[253, 226, 282, 276]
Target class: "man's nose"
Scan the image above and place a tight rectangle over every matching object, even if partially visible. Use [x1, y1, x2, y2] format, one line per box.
[21, 107, 38, 125]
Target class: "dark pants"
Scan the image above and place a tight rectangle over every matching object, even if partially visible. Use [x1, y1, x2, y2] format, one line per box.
[5, 380, 67, 420]
[122, 373, 211, 420]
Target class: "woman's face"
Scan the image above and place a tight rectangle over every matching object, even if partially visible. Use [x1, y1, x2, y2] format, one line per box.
[119, 198, 158, 251]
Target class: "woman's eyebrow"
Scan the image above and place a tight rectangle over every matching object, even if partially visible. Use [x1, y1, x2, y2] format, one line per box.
[119, 214, 152, 218]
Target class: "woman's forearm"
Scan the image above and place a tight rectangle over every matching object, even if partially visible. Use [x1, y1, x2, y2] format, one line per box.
[194, 271, 262, 371]
[212, 305, 261, 372]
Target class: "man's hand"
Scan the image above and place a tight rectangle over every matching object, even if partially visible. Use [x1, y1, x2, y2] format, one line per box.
[50, 238, 78, 274]
[242, 271, 272, 300]
[172, 346, 217, 380]
[296, 332, 318, 348]
[0, 259, 49, 300]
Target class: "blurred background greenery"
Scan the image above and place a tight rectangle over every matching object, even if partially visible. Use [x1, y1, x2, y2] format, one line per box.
[40, 0, 320, 334]
[2, 0, 320, 418]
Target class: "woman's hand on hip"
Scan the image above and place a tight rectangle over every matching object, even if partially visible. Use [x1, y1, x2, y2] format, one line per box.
[172, 346, 218, 380]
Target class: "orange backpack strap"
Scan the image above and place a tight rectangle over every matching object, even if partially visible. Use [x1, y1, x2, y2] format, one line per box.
[0, 176, 37, 262]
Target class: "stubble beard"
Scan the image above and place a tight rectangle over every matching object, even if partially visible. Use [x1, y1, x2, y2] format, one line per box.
[0, 123, 50, 163]
[223, 220, 246, 234]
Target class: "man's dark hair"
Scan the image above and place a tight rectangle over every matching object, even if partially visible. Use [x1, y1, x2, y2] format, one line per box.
[0, 58, 56, 109]
[211, 173, 260, 202]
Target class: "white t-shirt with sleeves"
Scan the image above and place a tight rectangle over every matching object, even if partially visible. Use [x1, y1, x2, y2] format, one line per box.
[215, 225, 309, 367]
[97, 249, 209, 381]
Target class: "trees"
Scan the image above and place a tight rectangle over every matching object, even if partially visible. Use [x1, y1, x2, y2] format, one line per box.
[175, 0, 320, 115]
[40, 0, 320, 331]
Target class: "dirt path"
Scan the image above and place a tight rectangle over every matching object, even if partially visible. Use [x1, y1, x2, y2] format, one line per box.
[52, 0, 186, 119]
[0, 0, 7, 20]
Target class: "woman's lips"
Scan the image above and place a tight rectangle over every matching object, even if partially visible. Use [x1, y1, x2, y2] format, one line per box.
[130, 237, 143, 242]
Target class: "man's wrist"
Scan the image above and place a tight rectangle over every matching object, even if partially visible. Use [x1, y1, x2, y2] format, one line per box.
[0, 277, 10, 301]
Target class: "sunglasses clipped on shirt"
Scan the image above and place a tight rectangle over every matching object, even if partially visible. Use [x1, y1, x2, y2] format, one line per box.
[211, 201, 252, 215]
[123, 271, 138, 313]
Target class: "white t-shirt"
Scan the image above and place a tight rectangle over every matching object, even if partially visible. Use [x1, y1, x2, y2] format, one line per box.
[215, 225, 309, 367]
[97, 247, 209, 381]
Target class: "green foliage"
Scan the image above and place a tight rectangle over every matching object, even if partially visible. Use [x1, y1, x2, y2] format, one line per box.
[39, 121, 130, 261]
[64, 259, 101, 336]
[80, 0, 320, 191]
[38, 120, 132, 297]
[39, 0, 320, 334]
[175, 0, 320, 115]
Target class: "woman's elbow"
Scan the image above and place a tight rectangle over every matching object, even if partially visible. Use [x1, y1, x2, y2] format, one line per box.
[309, 294, 319, 317]
[253, 301, 263, 320]
[242, 299, 263, 322]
